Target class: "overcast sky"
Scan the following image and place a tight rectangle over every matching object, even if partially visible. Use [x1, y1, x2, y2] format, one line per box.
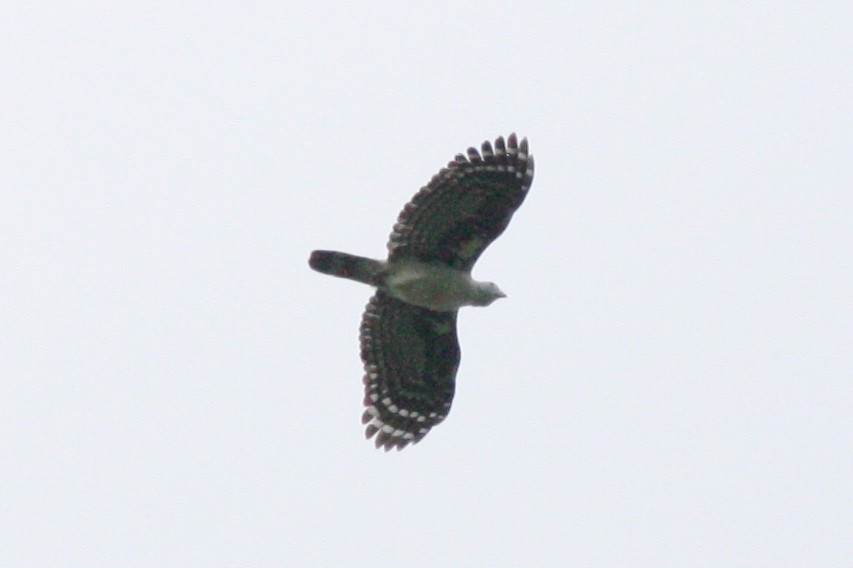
[3, 3, 851, 567]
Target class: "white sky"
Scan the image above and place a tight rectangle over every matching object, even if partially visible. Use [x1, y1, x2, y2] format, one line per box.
[3, 3, 851, 566]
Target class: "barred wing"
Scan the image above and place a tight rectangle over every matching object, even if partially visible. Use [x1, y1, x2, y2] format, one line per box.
[359, 291, 460, 450]
[387, 134, 534, 271]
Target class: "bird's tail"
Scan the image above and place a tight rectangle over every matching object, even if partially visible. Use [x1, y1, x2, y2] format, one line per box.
[309, 251, 386, 287]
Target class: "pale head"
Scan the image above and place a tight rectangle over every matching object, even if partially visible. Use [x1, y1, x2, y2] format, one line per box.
[471, 281, 507, 306]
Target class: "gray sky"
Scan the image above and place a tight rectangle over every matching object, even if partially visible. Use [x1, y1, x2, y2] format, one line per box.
[3, 3, 851, 566]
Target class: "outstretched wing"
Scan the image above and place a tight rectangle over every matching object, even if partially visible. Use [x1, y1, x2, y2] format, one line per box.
[387, 133, 534, 271]
[359, 291, 460, 450]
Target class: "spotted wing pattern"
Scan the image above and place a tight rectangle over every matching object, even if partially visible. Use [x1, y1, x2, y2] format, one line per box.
[359, 290, 460, 450]
[387, 134, 535, 271]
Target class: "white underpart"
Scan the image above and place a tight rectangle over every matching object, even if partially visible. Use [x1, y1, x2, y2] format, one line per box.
[384, 260, 503, 311]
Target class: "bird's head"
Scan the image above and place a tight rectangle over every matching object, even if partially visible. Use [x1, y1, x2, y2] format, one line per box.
[473, 281, 507, 306]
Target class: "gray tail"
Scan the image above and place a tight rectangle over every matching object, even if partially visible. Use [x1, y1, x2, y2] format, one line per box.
[309, 251, 385, 287]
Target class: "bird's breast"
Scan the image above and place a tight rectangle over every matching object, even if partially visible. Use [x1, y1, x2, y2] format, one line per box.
[384, 262, 473, 312]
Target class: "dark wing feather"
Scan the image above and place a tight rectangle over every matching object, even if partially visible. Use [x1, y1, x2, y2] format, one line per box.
[387, 134, 534, 271]
[359, 291, 460, 451]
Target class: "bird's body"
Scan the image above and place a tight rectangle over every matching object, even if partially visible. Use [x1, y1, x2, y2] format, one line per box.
[310, 254, 504, 312]
[309, 134, 534, 450]
[384, 259, 506, 311]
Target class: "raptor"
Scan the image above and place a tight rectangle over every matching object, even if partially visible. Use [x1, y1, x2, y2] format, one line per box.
[309, 134, 534, 450]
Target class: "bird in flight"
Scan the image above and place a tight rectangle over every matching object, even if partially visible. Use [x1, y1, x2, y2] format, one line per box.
[309, 134, 534, 450]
